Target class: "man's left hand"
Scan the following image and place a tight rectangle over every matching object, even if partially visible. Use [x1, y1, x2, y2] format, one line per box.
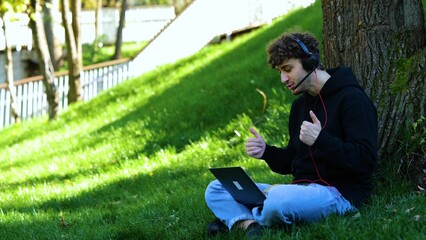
[300, 110, 322, 146]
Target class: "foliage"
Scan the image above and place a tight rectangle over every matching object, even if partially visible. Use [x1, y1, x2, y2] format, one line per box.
[83, 0, 173, 8]
[83, 41, 147, 64]
[0, 0, 28, 14]
[396, 116, 426, 180]
[0, 0, 424, 239]
[405, 116, 426, 158]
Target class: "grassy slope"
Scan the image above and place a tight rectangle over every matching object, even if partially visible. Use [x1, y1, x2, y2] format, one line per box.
[0, 1, 425, 239]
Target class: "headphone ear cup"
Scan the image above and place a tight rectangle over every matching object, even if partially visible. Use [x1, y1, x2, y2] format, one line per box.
[301, 54, 319, 71]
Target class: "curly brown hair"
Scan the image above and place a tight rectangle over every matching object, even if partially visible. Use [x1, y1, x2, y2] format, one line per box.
[267, 32, 322, 70]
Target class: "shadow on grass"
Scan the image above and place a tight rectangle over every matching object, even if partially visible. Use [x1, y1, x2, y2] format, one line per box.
[87, 4, 323, 159]
[1, 163, 216, 239]
[88, 37, 280, 157]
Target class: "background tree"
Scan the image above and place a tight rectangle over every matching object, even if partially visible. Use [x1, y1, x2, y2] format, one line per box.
[42, 0, 63, 70]
[28, 0, 59, 119]
[112, 0, 127, 60]
[60, 0, 83, 103]
[322, 0, 426, 186]
[94, 0, 103, 51]
[0, 0, 23, 123]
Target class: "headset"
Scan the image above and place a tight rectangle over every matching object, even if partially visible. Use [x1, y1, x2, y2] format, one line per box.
[290, 35, 319, 71]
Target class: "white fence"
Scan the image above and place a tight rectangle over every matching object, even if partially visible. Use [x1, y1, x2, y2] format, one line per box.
[0, 58, 131, 128]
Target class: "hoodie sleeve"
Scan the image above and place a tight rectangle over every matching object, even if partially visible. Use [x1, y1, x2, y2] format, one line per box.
[260, 138, 296, 175]
[313, 90, 378, 174]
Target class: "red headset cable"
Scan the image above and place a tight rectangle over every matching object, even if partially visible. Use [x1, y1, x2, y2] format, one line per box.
[292, 70, 337, 198]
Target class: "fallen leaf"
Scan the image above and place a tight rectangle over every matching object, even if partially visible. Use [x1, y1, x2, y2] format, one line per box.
[60, 218, 70, 228]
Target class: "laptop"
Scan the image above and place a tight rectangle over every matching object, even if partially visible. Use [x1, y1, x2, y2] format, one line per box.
[209, 166, 266, 207]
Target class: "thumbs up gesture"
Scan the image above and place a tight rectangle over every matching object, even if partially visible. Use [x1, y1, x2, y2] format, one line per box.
[245, 128, 266, 159]
[300, 111, 322, 146]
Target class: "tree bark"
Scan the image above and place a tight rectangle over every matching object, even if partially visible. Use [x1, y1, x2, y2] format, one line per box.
[1, 13, 20, 123]
[28, 0, 59, 120]
[71, 0, 82, 63]
[42, 0, 63, 70]
[322, 0, 426, 183]
[60, 0, 82, 104]
[112, 0, 127, 60]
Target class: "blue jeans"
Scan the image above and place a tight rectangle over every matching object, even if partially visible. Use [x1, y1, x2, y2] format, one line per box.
[205, 180, 356, 229]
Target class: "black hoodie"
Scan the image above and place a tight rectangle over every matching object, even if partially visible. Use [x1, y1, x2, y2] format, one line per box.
[261, 67, 378, 208]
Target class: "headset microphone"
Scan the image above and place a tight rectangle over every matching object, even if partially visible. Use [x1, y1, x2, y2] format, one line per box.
[289, 35, 319, 91]
[293, 68, 315, 90]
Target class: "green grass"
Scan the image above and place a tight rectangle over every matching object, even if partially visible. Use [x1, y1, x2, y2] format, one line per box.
[60, 41, 147, 71]
[1, 1, 425, 239]
[82, 41, 148, 65]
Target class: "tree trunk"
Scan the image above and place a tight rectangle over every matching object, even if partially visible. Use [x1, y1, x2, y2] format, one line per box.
[322, 0, 426, 185]
[94, 0, 103, 53]
[42, 0, 63, 70]
[1, 13, 20, 123]
[28, 0, 59, 120]
[112, 0, 127, 60]
[95, 0, 103, 38]
[60, 0, 82, 104]
[71, 0, 82, 63]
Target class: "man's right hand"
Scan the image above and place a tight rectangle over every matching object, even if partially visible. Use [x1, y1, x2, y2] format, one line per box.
[245, 128, 266, 159]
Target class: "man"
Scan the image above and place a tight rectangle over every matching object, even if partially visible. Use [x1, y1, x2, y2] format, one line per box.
[205, 32, 378, 238]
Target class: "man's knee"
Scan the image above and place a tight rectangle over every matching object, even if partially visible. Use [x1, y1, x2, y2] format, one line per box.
[205, 180, 222, 199]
